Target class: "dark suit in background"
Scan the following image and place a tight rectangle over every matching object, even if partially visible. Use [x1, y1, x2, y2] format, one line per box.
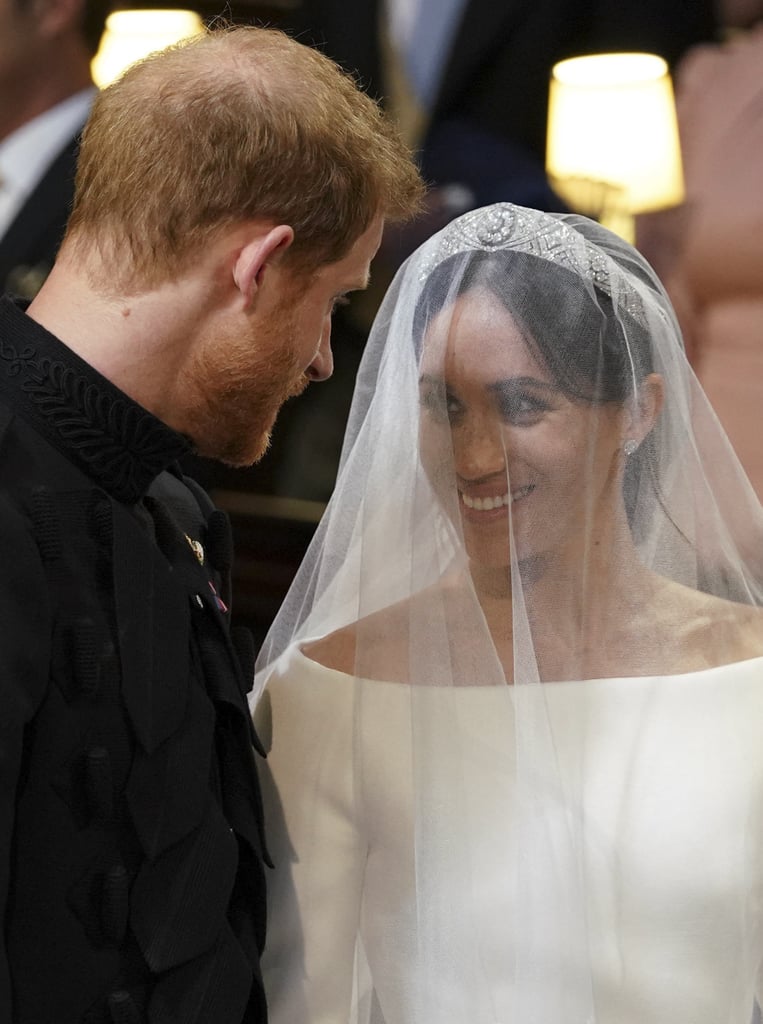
[280, 0, 718, 209]
[0, 132, 81, 299]
[0, 0, 108, 300]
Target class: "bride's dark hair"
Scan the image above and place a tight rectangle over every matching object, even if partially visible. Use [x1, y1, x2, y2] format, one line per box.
[413, 249, 654, 406]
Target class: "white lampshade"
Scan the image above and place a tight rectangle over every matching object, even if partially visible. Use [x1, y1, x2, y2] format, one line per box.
[546, 53, 684, 228]
[91, 9, 205, 87]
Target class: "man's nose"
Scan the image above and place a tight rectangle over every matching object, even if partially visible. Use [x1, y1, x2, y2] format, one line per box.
[307, 317, 334, 381]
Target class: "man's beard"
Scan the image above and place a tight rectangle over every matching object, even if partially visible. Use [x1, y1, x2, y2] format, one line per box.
[177, 308, 310, 467]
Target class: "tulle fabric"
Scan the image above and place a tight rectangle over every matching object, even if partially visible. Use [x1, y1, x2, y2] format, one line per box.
[252, 204, 763, 1023]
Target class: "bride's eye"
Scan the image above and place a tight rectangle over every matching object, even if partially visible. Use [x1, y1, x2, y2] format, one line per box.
[497, 391, 549, 425]
[419, 386, 463, 423]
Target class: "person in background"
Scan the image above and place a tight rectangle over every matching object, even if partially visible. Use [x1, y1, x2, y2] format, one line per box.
[282, 0, 718, 218]
[636, 0, 763, 499]
[0, 25, 422, 1024]
[0, 0, 111, 300]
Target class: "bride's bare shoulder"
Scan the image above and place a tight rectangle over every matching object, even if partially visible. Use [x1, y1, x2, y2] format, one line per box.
[303, 627, 358, 676]
[708, 595, 763, 660]
[659, 577, 763, 661]
[302, 598, 415, 680]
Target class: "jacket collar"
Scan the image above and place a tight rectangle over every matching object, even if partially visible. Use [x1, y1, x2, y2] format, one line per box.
[0, 295, 191, 502]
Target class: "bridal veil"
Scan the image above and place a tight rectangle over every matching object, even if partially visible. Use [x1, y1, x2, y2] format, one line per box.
[252, 203, 763, 1024]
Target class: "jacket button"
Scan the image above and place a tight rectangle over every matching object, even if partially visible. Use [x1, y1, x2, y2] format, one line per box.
[101, 864, 129, 945]
[107, 989, 143, 1024]
[72, 618, 100, 697]
[85, 747, 114, 824]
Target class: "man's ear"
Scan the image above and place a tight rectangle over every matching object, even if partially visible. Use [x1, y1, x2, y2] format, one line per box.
[232, 225, 295, 309]
[625, 372, 665, 445]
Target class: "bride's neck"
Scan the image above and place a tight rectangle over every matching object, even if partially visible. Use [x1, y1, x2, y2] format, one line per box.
[471, 536, 659, 681]
[470, 523, 651, 634]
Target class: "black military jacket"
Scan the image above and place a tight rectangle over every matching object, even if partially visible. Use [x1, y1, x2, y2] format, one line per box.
[0, 297, 269, 1023]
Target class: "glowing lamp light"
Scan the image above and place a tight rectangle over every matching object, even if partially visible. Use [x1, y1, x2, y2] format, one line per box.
[91, 9, 205, 87]
[546, 53, 685, 242]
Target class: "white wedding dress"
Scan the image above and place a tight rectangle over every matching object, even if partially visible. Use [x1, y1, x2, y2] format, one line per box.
[257, 645, 763, 1024]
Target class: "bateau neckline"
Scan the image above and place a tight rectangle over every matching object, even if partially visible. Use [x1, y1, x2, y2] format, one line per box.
[285, 642, 763, 690]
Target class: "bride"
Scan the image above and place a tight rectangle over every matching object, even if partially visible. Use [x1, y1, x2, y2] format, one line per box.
[251, 203, 763, 1023]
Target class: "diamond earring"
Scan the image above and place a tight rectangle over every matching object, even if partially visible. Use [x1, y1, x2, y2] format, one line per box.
[623, 439, 638, 456]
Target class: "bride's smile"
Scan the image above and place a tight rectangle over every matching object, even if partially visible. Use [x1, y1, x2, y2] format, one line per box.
[419, 286, 628, 572]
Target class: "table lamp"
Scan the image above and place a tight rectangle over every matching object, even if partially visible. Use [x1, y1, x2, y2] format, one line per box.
[546, 52, 684, 243]
[91, 8, 205, 87]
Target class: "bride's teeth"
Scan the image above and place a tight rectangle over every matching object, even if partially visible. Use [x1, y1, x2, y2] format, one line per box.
[462, 493, 511, 510]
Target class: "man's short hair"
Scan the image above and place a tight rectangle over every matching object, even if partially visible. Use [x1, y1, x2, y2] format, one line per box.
[65, 26, 424, 290]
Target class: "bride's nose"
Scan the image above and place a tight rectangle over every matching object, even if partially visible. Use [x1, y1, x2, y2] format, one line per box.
[453, 415, 508, 480]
